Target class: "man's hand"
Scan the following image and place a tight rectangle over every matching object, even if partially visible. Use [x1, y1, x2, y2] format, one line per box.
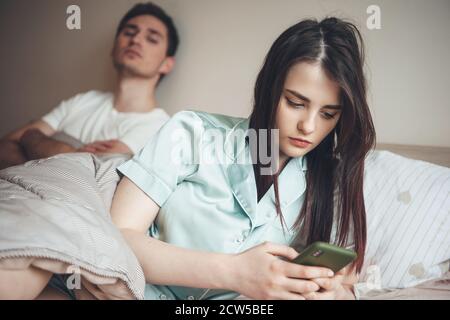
[77, 139, 132, 155]
[303, 266, 358, 300]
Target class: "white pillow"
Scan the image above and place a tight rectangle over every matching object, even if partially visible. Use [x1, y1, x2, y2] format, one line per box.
[359, 150, 449, 290]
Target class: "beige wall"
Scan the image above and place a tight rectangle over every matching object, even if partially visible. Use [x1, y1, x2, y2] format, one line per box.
[1, 0, 449, 147]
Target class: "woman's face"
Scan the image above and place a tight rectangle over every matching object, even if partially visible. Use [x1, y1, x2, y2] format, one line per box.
[275, 61, 342, 164]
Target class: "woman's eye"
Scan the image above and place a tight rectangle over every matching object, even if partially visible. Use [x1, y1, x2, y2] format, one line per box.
[286, 98, 304, 108]
[321, 112, 336, 120]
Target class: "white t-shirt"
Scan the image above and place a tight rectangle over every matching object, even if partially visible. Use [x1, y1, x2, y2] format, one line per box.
[42, 90, 170, 154]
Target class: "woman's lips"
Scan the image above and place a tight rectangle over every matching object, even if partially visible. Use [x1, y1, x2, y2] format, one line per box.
[288, 137, 312, 148]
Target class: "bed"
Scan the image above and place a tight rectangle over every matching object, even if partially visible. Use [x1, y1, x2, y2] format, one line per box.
[0, 143, 448, 300]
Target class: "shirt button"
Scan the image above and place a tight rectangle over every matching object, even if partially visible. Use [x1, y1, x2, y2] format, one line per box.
[160, 294, 167, 300]
[187, 296, 195, 300]
[237, 234, 248, 243]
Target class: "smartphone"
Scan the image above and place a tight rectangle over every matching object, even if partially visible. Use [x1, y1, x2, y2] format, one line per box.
[292, 241, 357, 273]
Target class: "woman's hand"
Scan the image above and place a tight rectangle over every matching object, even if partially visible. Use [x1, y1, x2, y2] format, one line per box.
[228, 242, 335, 300]
[303, 266, 358, 300]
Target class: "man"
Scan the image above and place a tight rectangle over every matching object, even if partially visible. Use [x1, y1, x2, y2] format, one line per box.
[0, 2, 178, 170]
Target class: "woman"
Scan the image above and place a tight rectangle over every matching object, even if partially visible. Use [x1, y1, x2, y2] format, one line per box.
[111, 17, 375, 300]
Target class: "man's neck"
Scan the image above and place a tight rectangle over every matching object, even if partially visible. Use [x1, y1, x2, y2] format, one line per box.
[113, 76, 158, 113]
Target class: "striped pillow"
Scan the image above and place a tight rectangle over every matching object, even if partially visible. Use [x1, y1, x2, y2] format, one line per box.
[359, 150, 449, 289]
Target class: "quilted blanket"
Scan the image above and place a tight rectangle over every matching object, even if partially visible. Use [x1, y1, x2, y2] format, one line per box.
[0, 153, 145, 299]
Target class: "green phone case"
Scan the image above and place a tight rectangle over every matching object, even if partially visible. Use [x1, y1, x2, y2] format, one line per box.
[292, 241, 357, 273]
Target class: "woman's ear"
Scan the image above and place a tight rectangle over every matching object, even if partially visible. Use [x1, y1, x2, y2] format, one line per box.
[159, 56, 175, 75]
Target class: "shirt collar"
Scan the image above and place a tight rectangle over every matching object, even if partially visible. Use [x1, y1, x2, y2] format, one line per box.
[223, 117, 307, 171]
[224, 117, 307, 228]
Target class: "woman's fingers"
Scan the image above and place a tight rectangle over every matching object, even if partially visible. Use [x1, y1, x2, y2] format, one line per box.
[283, 261, 334, 279]
[311, 277, 339, 291]
[303, 290, 336, 300]
[279, 292, 306, 300]
[262, 242, 299, 260]
[238, 242, 340, 300]
[282, 277, 320, 294]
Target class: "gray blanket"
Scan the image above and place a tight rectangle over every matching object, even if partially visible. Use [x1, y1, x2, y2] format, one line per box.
[0, 153, 145, 299]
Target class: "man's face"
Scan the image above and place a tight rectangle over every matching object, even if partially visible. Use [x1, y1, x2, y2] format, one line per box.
[112, 15, 173, 80]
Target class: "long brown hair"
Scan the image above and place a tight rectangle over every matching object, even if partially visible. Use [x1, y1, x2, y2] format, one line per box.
[249, 18, 376, 272]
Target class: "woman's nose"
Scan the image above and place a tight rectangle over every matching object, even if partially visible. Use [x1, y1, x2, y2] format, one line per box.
[297, 114, 315, 135]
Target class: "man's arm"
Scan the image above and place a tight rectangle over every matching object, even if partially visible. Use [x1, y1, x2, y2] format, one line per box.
[0, 120, 57, 169]
[0, 139, 27, 170]
[19, 128, 76, 160]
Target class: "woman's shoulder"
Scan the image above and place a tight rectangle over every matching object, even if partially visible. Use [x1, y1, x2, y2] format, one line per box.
[170, 110, 247, 131]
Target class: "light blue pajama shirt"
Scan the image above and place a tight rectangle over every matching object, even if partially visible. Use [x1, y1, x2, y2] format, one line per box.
[117, 110, 308, 300]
